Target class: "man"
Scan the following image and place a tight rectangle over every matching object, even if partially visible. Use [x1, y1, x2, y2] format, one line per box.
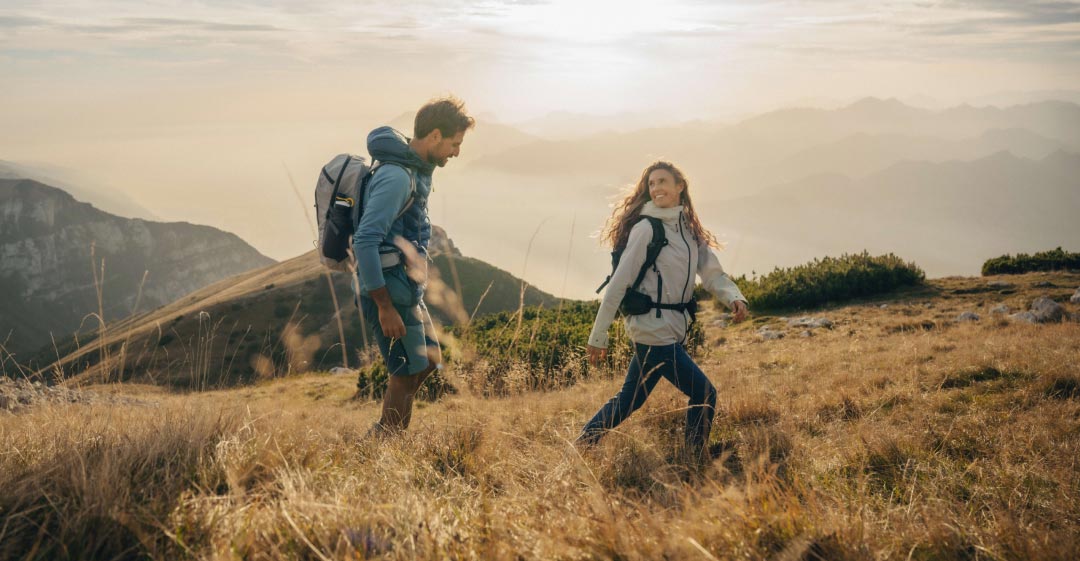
[353, 96, 474, 434]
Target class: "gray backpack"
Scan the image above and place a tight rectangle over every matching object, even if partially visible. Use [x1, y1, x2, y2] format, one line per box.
[314, 154, 415, 272]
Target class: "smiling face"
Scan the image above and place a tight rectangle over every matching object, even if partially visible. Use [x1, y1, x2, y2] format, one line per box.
[648, 168, 684, 208]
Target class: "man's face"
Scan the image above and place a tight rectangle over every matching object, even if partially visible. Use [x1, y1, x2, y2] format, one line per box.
[429, 130, 466, 167]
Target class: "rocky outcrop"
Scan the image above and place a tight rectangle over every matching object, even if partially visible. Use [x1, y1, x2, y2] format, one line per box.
[1009, 297, 1066, 324]
[0, 179, 274, 356]
[428, 225, 461, 257]
[0, 376, 150, 413]
[787, 316, 834, 329]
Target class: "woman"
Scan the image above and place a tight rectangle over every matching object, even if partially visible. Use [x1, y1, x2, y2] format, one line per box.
[580, 160, 749, 457]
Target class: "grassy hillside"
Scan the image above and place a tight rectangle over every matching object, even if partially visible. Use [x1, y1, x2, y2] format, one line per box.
[2, 272, 1077, 559]
[28, 250, 562, 389]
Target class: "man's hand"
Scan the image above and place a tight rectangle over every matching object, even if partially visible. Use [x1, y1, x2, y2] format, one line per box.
[378, 305, 406, 339]
[587, 345, 608, 367]
[731, 300, 750, 323]
[368, 286, 406, 338]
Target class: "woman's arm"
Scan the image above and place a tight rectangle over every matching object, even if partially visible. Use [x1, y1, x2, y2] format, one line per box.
[697, 243, 748, 311]
[587, 221, 652, 349]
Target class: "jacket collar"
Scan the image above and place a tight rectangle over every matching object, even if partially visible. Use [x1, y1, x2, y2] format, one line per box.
[640, 201, 684, 224]
[367, 126, 437, 176]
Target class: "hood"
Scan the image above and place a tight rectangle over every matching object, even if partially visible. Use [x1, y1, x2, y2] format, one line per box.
[366, 126, 436, 176]
[640, 201, 684, 224]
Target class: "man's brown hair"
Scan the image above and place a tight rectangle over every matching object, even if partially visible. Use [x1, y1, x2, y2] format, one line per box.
[414, 96, 475, 139]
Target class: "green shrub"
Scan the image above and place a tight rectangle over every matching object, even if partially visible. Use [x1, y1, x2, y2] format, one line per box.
[353, 360, 456, 401]
[733, 252, 925, 311]
[981, 247, 1080, 275]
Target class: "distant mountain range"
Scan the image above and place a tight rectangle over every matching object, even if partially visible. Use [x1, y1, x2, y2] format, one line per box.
[465, 98, 1080, 202]
[425, 97, 1080, 297]
[0, 160, 157, 220]
[716, 150, 1080, 278]
[0, 178, 275, 357]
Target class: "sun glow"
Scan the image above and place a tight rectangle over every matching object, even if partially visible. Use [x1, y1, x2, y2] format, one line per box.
[496, 0, 698, 43]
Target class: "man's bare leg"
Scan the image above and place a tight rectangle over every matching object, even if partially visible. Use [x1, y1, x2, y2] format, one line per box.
[378, 375, 415, 431]
[378, 344, 441, 431]
[398, 346, 442, 429]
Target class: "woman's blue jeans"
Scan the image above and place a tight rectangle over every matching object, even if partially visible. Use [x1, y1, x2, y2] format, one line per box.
[580, 343, 717, 452]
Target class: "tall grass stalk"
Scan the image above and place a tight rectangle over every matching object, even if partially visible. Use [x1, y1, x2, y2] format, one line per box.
[284, 162, 350, 368]
[89, 243, 111, 384]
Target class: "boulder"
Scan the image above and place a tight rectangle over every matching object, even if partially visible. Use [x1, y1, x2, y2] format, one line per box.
[1010, 311, 1038, 324]
[1031, 297, 1065, 323]
[956, 312, 980, 322]
[1071, 287, 1080, 303]
[990, 304, 1010, 314]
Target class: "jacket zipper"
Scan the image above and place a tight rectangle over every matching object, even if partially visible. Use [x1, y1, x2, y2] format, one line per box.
[678, 212, 693, 339]
[678, 212, 692, 303]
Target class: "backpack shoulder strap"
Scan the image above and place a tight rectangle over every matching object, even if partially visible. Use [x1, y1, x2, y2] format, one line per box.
[596, 216, 668, 294]
[366, 161, 418, 219]
[629, 216, 668, 291]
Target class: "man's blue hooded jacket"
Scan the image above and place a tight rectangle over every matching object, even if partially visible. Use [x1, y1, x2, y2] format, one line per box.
[352, 126, 436, 294]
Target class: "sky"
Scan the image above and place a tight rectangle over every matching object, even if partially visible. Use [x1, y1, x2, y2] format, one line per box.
[2, 0, 1079, 296]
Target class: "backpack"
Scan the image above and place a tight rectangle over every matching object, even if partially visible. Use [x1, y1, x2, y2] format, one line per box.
[315, 154, 416, 272]
[596, 216, 697, 321]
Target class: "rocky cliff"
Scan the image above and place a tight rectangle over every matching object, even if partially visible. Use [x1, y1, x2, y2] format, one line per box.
[0, 178, 275, 357]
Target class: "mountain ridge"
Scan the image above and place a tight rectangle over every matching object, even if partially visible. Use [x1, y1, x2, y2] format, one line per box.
[0, 178, 276, 357]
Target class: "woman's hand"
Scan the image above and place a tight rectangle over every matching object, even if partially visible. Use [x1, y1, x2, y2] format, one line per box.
[587, 345, 608, 367]
[731, 300, 750, 323]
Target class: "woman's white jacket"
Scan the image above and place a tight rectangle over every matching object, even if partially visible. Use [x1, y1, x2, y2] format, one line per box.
[588, 202, 746, 349]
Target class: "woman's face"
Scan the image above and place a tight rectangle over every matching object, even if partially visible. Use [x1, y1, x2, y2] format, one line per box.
[647, 168, 684, 209]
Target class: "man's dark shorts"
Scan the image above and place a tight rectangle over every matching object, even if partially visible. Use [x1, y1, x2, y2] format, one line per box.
[358, 264, 439, 376]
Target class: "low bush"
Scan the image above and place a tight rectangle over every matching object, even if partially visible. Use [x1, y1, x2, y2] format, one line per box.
[733, 252, 925, 311]
[981, 247, 1080, 275]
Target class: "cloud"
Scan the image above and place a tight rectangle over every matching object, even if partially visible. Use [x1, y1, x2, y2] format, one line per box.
[3, 0, 1079, 76]
[63, 17, 284, 36]
[0, 15, 48, 29]
[952, 0, 1080, 26]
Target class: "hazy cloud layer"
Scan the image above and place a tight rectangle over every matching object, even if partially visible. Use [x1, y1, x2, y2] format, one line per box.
[3, 1, 1077, 54]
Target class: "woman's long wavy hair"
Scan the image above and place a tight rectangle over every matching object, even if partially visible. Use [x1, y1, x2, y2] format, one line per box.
[601, 160, 719, 250]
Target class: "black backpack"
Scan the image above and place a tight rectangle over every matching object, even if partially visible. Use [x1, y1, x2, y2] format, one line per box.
[596, 216, 697, 321]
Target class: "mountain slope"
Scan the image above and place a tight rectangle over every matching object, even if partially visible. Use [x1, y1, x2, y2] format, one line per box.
[0, 178, 275, 356]
[36, 240, 564, 388]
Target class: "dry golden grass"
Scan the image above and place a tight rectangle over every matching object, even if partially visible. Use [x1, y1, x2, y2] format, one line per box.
[2, 272, 1079, 560]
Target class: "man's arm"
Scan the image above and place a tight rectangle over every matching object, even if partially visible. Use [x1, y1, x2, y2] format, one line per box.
[353, 166, 411, 292]
[353, 166, 411, 338]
